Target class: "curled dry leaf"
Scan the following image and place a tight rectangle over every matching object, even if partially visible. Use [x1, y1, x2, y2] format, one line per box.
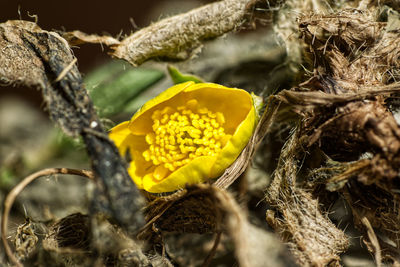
[110, 0, 258, 66]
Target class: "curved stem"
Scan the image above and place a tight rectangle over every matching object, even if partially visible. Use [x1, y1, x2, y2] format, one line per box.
[1, 168, 94, 267]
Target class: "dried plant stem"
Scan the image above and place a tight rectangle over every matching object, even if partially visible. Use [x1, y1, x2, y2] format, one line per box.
[361, 217, 382, 267]
[112, 0, 256, 66]
[1, 168, 94, 267]
[201, 231, 222, 267]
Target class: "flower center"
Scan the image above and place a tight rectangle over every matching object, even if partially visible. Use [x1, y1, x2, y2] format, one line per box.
[142, 99, 231, 181]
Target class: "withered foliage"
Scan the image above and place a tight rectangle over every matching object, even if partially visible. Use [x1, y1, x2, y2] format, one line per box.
[2, 0, 400, 266]
[266, 5, 400, 266]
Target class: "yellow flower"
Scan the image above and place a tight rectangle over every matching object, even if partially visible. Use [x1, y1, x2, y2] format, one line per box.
[109, 81, 257, 193]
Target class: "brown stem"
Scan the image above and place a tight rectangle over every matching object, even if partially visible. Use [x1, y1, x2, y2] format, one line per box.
[201, 231, 222, 267]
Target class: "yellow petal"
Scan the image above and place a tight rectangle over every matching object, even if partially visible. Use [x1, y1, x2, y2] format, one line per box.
[116, 134, 152, 189]
[109, 121, 131, 153]
[210, 105, 257, 177]
[183, 83, 253, 134]
[127, 160, 143, 189]
[143, 156, 216, 193]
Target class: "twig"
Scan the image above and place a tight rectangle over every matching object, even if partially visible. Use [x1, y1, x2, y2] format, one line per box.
[201, 231, 222, 267]
[1, 168, 94, 267]
[361, 217, 382, 267]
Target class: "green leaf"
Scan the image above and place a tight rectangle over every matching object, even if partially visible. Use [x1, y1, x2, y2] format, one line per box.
[0, 168, 15, 188]
[85, 60, 164, 117]
[167, 65, 204, 84]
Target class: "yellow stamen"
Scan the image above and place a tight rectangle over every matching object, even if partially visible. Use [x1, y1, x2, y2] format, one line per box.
[142, 102, 230, 180]
[216, 112, 225, 125]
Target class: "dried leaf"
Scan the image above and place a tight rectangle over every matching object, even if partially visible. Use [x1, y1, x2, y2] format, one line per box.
[62, 30, 120, 46]
[111, 0, 257, 66]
